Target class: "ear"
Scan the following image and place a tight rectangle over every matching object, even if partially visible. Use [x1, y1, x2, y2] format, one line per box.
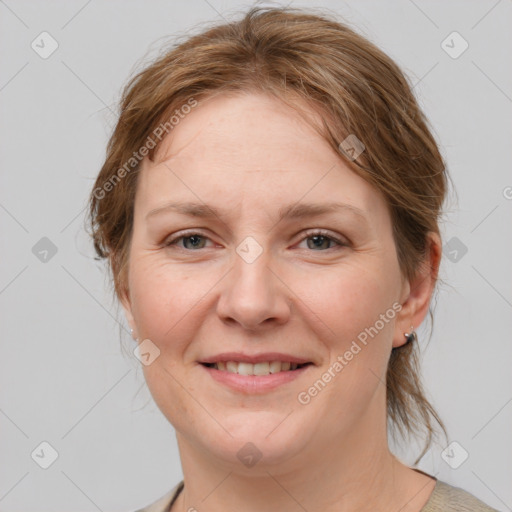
[393, 232, 442, 348]
[119, 285, 137, 340]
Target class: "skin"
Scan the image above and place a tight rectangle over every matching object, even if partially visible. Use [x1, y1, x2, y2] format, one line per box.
[121, 91, 441, 512]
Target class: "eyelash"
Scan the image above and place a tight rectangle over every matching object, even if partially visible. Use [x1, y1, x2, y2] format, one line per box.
[163, 229, 348, 251]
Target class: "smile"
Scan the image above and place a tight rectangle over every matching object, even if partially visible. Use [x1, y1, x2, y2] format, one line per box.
[201, 361, 312, 375]
[199, 360, 314, 393]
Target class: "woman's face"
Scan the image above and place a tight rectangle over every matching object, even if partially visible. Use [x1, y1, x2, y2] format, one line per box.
[122, 92, 417, 470]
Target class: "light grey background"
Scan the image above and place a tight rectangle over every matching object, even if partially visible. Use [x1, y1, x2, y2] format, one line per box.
[1, 0, 511, 510]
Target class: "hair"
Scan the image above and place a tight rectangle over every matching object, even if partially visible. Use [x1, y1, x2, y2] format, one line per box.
[87, 5, 451, 464]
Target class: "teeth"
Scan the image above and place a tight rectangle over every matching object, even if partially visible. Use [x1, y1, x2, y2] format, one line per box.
[237, 362, 253, 376]
[226, 361, 238, 373]
[269, 361, 282, 374]
[253, 362, 269, 375]
[212, 361, 303, 375]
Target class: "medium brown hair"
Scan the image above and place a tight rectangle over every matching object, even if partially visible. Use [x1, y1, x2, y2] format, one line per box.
[88, 6, 450, 463]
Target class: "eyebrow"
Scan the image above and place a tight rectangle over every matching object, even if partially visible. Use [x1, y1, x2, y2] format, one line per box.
[146, 201, 369, 224]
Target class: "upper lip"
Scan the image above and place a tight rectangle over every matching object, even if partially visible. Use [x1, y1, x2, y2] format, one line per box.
[198, 352, 313, 365]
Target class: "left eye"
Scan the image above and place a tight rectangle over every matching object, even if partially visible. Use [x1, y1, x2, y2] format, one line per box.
[164, 230, 346, 251]
[299, 230, 345, 251]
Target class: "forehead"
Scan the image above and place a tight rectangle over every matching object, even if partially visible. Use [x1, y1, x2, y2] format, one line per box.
[153, 91, 327, 167]
[137, 92, 388, 223]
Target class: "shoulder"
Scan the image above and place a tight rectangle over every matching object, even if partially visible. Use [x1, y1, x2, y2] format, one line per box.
[133, 481, 184, 512]
[421, 479, 500, 512]
[129, 478, 500, 512]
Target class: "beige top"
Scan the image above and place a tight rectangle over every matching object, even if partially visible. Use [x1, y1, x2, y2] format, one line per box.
[135, 477, 500, 512]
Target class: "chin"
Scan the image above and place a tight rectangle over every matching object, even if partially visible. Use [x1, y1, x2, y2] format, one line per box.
[196, 411, 310, 469]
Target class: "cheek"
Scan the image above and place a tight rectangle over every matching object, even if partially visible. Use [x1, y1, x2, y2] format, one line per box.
[131, 264, 207, 422]
[307, 262, 399, 343]
[299, 269, 397, 419]
[305, 263, 399, 410]
[130, 261, 203, 342]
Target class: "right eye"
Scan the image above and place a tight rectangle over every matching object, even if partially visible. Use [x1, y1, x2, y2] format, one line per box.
[163, 231, 214, 250]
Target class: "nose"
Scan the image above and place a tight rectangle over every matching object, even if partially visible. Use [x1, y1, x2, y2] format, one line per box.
[216, 246, 291, 331]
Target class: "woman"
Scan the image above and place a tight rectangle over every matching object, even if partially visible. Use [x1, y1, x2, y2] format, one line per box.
[88, 6, 498, 512]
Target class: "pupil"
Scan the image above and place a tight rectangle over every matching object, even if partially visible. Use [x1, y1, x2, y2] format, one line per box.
[185, 235, 203, 249]
[309, 235, 329, 250]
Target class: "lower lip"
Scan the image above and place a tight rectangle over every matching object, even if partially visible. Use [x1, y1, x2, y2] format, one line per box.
[200, 364, 312, 393]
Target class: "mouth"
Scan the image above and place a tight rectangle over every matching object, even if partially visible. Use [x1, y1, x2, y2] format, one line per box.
[200, 361, 313, 376]
[199, 359, 314, 393]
